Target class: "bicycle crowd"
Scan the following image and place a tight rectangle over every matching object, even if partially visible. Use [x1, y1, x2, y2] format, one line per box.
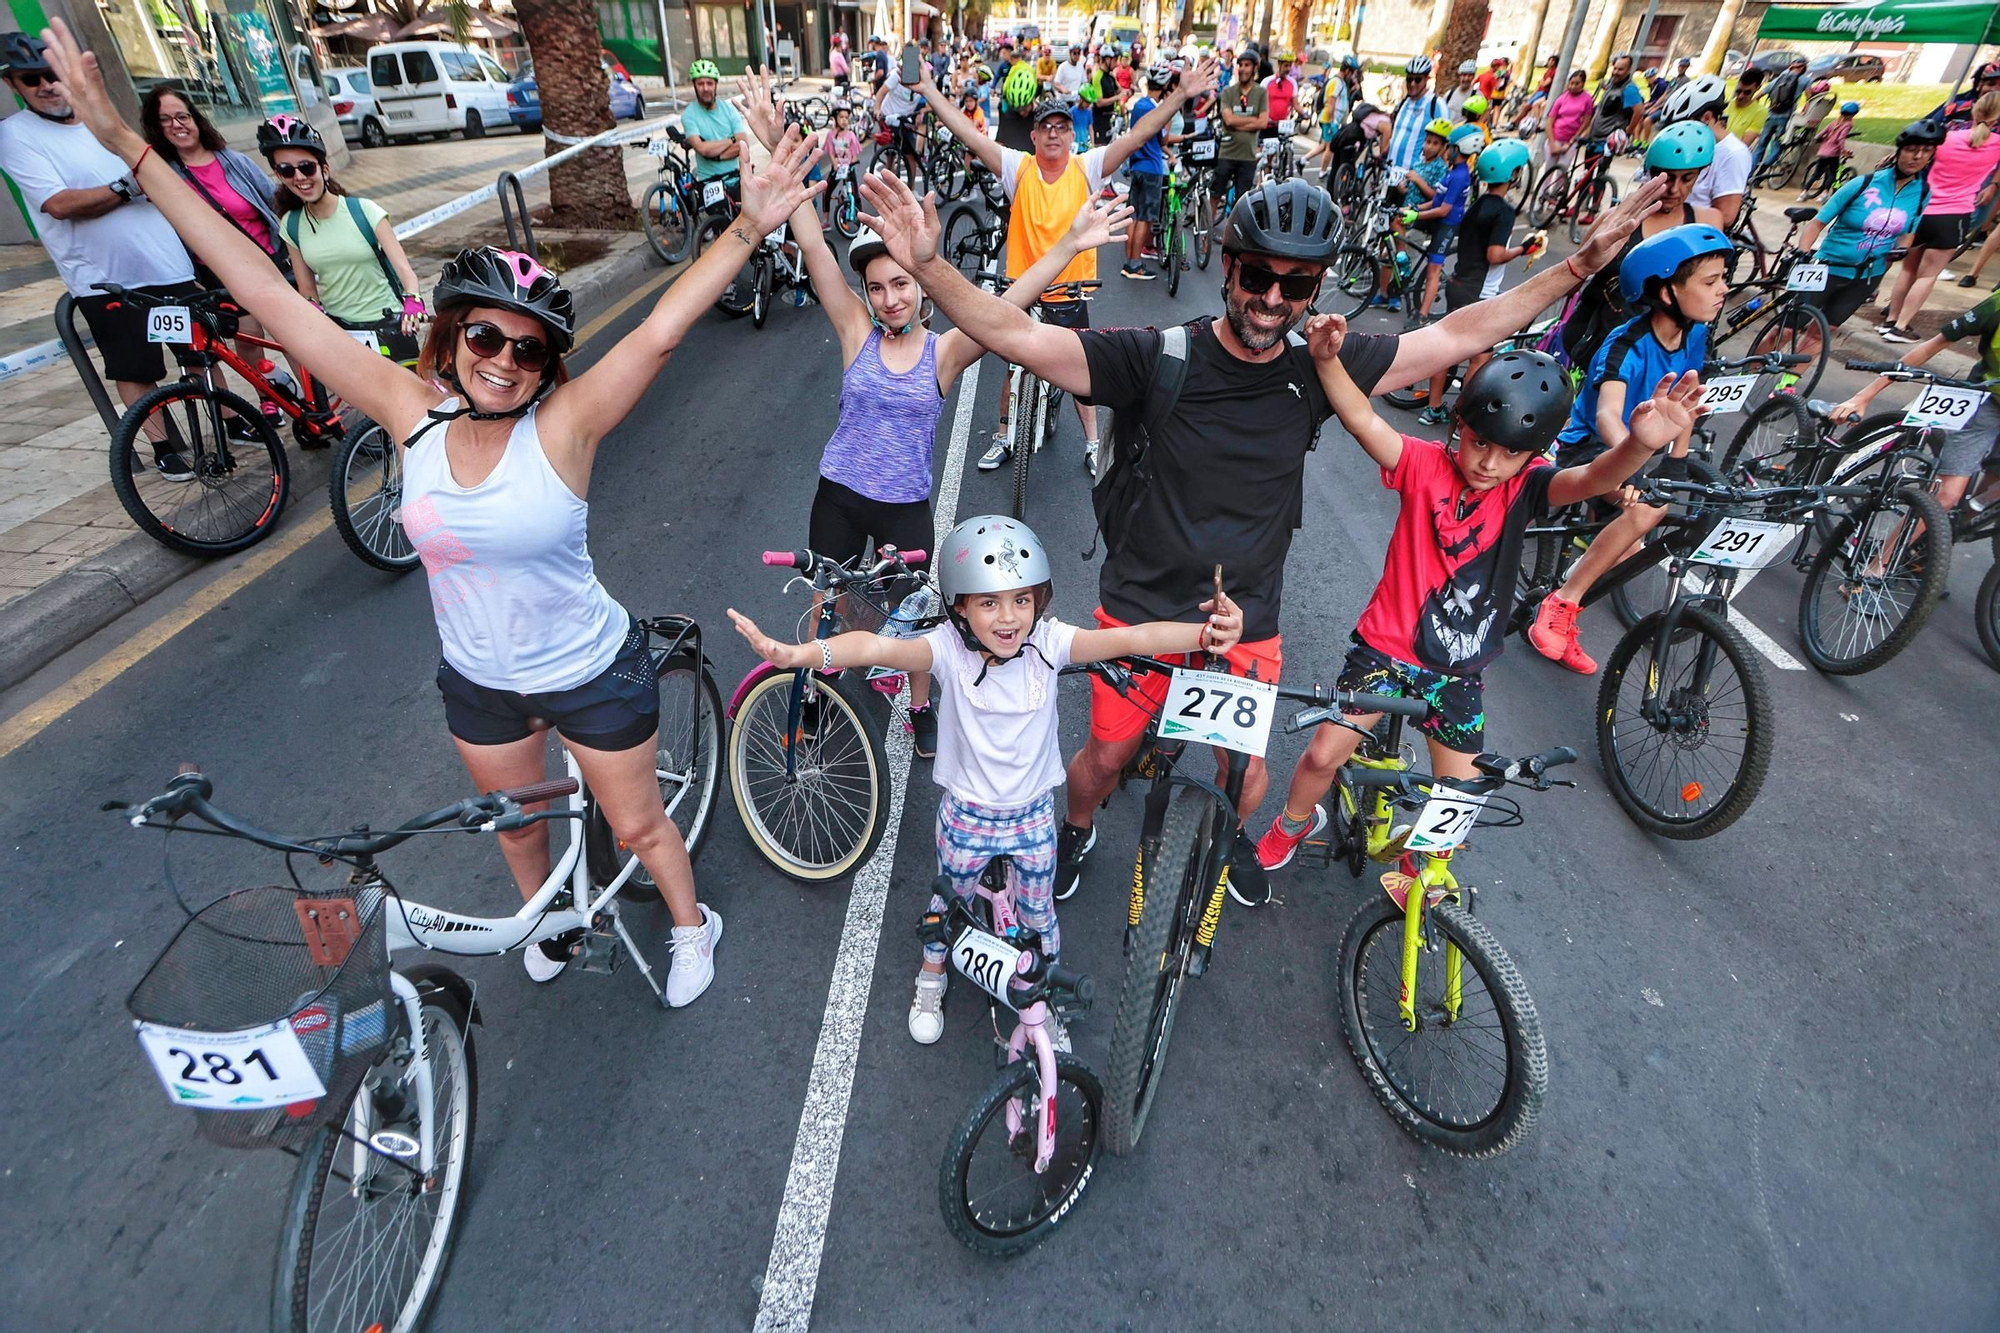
[8, 14, 1999, 1328]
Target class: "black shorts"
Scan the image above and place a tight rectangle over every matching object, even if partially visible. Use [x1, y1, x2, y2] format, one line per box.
[74, 279, 204, 384]
[1211, 156, 1258, 202]
[1799, 272, 1879, 329]
[1914, 212, 1970, 251]
[809, 475, 934, 564]
[1444, 273, 1483, 314]
[1036, 295, 1090, 329]
[437, 620, 658, 751]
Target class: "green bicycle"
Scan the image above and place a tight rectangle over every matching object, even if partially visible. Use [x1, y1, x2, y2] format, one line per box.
[1158, 162, 1198, 298]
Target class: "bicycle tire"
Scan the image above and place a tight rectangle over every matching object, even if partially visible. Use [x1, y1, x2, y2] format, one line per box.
[1567, 173, 1619, 246]
[1596, 605, 1773, 838]
[1011, 372, 1041, 521]
[1330, 245, 1379, 319]
[1797, 483, 1951, 675]
[942, 204, 990, 281]
[1166, 212, 1183, 298]
[750, 252, 773, 328]
[801, 96, 831, 130]
[727, 669, 889, 881]
[110, 382, 289, 557]
[1718, 394, 1819, 484]
[832, 178, 861, 239]
[1736, 301, 1830, 400]
[935, 142, 970, 201]
[938, 1053, 1102, 1256]
[273, 987, 475, 1333]
[1338, 896, 1547, 1157]
[1809, 412, 1929, 545]
[1977, 561, 2000, 672]
[328, 418, 417, 572]
[1103, 787, 1215, 1156]
[641, 179, 695, 265]
[1194, 198, 1214, 269]
[1529, 165, 1569, 230]
[619, 649, 724, 899]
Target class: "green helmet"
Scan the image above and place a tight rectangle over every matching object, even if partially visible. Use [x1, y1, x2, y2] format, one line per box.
[1475, 137, 1531, 184]
[690, 59, 720, 81]
[1463, 93, 1489, 116]
[1003, 59, 1039, 110]
[1645, 119, 1716, 171]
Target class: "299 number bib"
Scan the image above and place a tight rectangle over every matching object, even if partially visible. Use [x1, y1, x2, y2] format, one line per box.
[1403, 786, 1487, 853]
[134, 1017, 326, 1110]
[1698, 375, 1757, 415]
[702, 181, 727, 208]
[1159, 667, 1276, 758]
[951, 924, 1024, 1006]
[1691, 516, 1800, 569]
[145, 307, 191, 344]
[1902, 385, 1985, 431]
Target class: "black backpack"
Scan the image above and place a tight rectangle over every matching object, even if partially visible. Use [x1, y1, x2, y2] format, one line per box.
[1089, 321, 1193, 557]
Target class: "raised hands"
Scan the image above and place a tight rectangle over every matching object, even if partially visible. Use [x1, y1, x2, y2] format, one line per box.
[727, 608, 808, 670]
[1304, 312, 1347, 362]
[733, 66, 787, 153]
[1066, 194, 1133, 253]
[38, 18, 143, 160]
[739, 123, 825, 237]
[1175, 56, 1221, 105]
[1627, 371, 1705, 454]
[857, 169, 941, 271]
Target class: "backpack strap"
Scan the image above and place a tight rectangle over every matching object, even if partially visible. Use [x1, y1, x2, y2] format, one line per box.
[345, 196, 406, 301]
[1141, 322, 1192, 435]
[283, 207, 303, 251]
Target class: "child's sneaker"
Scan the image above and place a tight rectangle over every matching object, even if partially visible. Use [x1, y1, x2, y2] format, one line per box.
[1527, 594, 1597, 675]
[1416, 405, 1451, 426]
[908, 703, 938, 758]
[909, 967, 947, 1044]
[1255, 804, 1327, 870]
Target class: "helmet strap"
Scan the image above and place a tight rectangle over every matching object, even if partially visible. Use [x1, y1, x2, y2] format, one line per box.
[435, 364, 551, 421]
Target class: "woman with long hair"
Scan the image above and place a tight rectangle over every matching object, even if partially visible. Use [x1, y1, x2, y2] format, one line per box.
[1879, 93, 2000, 341]
[39, 16, 822, 1004]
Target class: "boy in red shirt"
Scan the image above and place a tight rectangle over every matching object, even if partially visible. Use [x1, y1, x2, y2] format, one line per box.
[1255, 321, 1702, 870]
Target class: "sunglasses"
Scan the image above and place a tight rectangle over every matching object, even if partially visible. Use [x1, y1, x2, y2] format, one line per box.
[274, 160, 321, 179]
[1235, 262, 1322, 301]
[14, 71, 54, 88]
[461, 321, 553, 372]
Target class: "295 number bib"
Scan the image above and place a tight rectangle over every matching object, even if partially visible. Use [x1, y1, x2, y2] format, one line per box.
[1158, 667, 1276, 758]
[1698, 375, 1756, 415]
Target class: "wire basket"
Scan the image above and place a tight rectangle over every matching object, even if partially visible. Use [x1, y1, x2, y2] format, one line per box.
[128, 885, 394, 1150]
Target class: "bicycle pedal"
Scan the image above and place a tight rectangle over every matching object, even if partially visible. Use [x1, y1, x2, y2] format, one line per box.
[575, 928, 621, 974]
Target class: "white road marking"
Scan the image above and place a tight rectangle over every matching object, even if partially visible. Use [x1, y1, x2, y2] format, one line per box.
[753, 358, 981, 1332]
[1725, 608, 1807, 672]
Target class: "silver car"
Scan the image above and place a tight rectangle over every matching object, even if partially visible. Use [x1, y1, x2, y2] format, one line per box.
[324, 66, 388, 149]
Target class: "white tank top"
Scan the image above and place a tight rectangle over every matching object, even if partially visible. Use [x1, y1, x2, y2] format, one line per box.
[398, 401, 628, 692]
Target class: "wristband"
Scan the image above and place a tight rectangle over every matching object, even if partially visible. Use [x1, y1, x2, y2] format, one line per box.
[820, 640, 834, 671]
[1565, 255, 1584, 282]
[402, 294, 427, 319]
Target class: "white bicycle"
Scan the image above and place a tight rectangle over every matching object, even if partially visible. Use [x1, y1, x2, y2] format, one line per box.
[120, 616, 722, 1332]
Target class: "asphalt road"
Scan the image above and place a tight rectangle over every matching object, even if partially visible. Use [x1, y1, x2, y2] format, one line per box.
[3, 227, 1996, 1333]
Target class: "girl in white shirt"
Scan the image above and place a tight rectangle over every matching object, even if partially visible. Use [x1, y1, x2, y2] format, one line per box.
[730, 515, 1240, 1044]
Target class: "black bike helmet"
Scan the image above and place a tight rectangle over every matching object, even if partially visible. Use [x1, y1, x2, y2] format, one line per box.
[433, 246, 576, 353]
[1222, 178, 1340, 264]
[255, 114, 326, 159]
[1896, 118, 1945, 148]
[1454, 350, 1572, 455]
[0, 31, 51, 75]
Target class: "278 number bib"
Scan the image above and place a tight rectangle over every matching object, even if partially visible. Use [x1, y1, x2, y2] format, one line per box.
[1158, 667, 1276, 758]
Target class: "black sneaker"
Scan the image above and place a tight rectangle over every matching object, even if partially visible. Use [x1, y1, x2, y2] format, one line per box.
[909, 703, 938, 759]
[154, 451, 196, 483]
[225, 414, 264, 442]
[1054, 821, 1096, 902]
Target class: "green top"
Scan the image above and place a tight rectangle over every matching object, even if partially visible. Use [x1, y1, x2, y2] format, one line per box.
[286, 196, 396, 324]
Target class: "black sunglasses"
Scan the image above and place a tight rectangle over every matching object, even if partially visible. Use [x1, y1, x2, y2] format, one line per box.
[14, 71, 53, 88]
[274, 159, 321, 179]
[461, 321, 553, 372]
[1235, 261, 1322, 301]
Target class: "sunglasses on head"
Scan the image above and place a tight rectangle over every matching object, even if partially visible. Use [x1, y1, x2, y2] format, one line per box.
[460, 321, 553, 372]
[274, 159, 321, 179]
[1235, 261, 1321, 301]
[14, 71, 54, 88]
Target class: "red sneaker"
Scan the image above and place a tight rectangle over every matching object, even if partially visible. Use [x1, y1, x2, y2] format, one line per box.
[1255, 805, 1328, 870]
[1527, 594, 1598, 675]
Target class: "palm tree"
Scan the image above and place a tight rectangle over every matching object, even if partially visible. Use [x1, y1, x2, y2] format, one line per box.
[514, 0, 635, 227]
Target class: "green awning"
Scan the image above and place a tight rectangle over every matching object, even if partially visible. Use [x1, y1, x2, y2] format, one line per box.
[1756, 0, 2000, 44]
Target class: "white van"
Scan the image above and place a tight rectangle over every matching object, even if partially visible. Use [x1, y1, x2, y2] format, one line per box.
[365, 41, 514, 141]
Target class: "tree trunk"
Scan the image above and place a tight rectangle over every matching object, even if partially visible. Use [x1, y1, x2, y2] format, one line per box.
[1257, 0, 1274, 50]
[1282, 0, 1310, 55]
[1439, 0, 1488, 70]
[1178, 0, 1194, 43]
[515, 0, 636, 230]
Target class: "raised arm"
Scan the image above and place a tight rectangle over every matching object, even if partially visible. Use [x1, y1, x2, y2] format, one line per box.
[912, 67, 1005, 175]
[859, 170, 1092, 396]
[936, 194, 1131, 382]
[1306, 314, 1403, 470]
[728, 607, 933, 674]
[1548, 372, 1698, 507]
[1103, 57, 1217, 175]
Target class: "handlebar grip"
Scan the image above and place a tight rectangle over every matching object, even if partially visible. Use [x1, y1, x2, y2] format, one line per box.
[1343, 691, 1431, 719]
[1046, 964, 1093, 1006]
[899, 548, 927, 565]
[176, 761, 201, 777]
[1539, 745, 1579, 769]
[762, 549, 805, 568]
[1845, 359, 1901, 373]
[495, 777, 580, 805]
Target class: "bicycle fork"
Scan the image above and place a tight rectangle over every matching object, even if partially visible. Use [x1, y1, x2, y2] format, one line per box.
[1398, 852, 1464, 1032]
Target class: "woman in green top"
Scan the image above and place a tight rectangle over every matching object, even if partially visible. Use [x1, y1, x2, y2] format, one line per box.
[262, 116, 427, 363]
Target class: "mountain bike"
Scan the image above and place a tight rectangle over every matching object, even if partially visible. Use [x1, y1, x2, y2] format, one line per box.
[1710, 222, 1833, 398]
[640, 127, 703, 265]
[1158, 160, 1195, 298]
[1078, 653, 1423, 1155]
[726, 545, 927, 881]
[827, 161, 862, 239]
[1255, 119, 1302, 184]
[1528, 138, 1622, 244]
[1183, 137, 1218, 271]
[1290, 699, 1575, 1156]
[924, 855, 1100, 1256]
[994, 279, 1098, 521]
[120, 626, 720, 1329]
[1328, 177, 1453, 320]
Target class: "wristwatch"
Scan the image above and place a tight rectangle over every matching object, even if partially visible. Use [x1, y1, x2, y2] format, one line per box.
[108, 176, 135, 203]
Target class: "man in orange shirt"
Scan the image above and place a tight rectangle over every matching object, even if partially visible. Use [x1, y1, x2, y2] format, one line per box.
[917, 55, 1218, 473]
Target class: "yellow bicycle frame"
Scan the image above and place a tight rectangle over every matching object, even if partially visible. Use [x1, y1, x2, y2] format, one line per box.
[1341, 749, 1470, 1033]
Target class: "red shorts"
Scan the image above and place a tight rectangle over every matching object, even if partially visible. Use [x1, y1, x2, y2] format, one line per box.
[1087, 607, 1285, 744]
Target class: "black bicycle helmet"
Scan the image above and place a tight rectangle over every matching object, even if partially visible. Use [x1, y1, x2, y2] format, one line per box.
[1896, 118, 1945, 148]
[434, 247, 576, 352]
[1454, 350, 1572, 455]
[1222, 178, 1340, 264]
[255, 114, 327, 159]
[0, 31, 51, 75]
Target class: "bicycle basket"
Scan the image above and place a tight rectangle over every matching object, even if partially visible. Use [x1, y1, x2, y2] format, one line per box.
[127, 885, 394, 1150]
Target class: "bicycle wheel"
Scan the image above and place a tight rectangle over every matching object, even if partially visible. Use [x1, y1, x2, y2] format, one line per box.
[1977, 561, 2000, 672]
[1330, 245, 1379, 319]
[1529, 166, 1569, 229]
[1810, 413, 1929, 545]
[832, 178, 861, 239]
[1194, 194, 1215, 269]
[620, 649, 724, 900]
[728, 669, 890, 881]
[1330, 161, 1360, 205]
[943, 204, 990, 281]
[800, 96, 831, 130]
[1734, 301, 1830, 400]
[1166, 211, 1184, 298]
[934, 142, 970, 201]
[1338, 896, 1546, 1156]
[641, 179, 695, 264]
[1719, 394, 1819, 484]
[1567, 173, 1619, 245]
[938, 1053, 1102, 1257]
[750, 252, 774, 329]
[110, 383, 289, 556]
[273, 986, 475, 1333]
[1797, 483, 1952, 675]
[1010, 372, 1041, 521]
[1103, 787, 1215, 1156]
[1596, 605, 1774, 838]
[328, 419, 416, 572]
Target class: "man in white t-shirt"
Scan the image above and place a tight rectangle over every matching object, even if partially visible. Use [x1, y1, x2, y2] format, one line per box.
[0, 33, 199, 479]
[1053, 45, 1087, 99]
[1680, 82, 1751, 228]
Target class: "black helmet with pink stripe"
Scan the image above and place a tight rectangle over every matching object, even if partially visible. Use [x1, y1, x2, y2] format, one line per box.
[255, 113, 326, 159]
[433, 247, 575, 353]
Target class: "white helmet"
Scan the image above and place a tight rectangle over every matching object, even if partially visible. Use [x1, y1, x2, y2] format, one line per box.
[937, 515, 1053, 599]
[847, 225, 890, 275]
[1664, 73, 1728, 124]
[1458, 59, 1477, 74]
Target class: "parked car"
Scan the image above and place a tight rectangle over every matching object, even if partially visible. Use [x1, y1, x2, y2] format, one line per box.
[323, 66, 388, 148]
[1808, 51, 1887, 82]
[364, 40, 514, 141]
[505, 58, 646, 130]
[1740, 49, 1809, 77]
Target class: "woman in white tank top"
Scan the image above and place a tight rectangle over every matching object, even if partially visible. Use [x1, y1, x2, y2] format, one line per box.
[47, 25, 826, 1005]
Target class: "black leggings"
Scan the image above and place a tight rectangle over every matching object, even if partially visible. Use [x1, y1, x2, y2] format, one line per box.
[809, 476, 934, 564]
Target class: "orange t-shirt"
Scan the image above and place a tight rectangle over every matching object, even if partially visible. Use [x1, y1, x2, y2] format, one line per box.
[1002, 145, 1106, 299]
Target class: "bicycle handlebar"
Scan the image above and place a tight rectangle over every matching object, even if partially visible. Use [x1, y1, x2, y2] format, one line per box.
[1844, 359, 1998, 392]
[1708, 352, 1811, 373]
[1343, 745, 1579, 799]
[761, 544, 927, 576]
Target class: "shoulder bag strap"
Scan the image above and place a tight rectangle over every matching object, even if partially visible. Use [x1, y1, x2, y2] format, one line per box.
[346, 196, 406, 300]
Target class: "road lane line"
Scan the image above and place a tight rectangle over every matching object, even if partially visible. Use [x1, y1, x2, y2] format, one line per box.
[753, 357, 982, 1332]
[1727, 608, 1807, 671]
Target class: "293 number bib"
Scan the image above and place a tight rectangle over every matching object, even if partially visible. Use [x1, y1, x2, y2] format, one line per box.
[1691, 516, 1800, 569]
[1403, 787, 1487, 853]
[1902, 385, 1985, 432]
[145, 307, 192, 344]
[134, 1018, 327, 1110]
[1158, 667, 1276, 758]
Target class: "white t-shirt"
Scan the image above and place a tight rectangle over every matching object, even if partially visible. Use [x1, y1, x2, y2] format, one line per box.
[996, 145, 1109, 201]
[1691, 133, 1752, 210]
[1053, 58, 1087, 98]
[880, 78, 921, 124]
[921, 617, 1078, 810]
[0, 110, 194, 296]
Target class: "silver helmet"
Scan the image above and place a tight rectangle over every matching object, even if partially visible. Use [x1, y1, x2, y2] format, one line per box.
[937, 515, 1053, 600]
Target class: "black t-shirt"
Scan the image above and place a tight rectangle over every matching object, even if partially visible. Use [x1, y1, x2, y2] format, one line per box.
[1452, 192, 1516, 288]
[1078, 320, 1397, 639]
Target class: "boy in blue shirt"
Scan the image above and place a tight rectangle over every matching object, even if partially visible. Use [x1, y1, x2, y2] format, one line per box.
[1408, 125, 1477, 322]
[1528, 224, 1733, 674]
[1120, 68, 1172, 279]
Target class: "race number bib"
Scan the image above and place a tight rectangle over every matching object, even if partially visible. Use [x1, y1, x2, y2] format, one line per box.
[702, 181, 726, 208]
[145, 307, 191, 344]
[647, 137, 672, 158]
[1191, 138, 1217, 161]
[1691, 516, 1800, 569]
[1385, 165, 1408, 185]
[1902, 385, 1985, 432]
[1785, 263, 1829, 292]
[134, 1018, 327, 1110]
[348, 329, 382, 353]
[1698, 375, 1757, 415]
[1278, 117, 1297, 136]
[951, 923, 1023, 1006]
[1158, 667, 1277, 758]
[1402, 786, 1487, 853]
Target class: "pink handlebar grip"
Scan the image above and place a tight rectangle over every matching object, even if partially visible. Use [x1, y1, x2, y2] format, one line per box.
[901, 548, 927, 565]
[762, 550, 797, 567]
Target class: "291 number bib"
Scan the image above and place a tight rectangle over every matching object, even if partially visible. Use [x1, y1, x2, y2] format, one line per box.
[134, 1017, 327, 1110]
[1159, 667, 1276, 758]
[1691, 516, 1800, 569]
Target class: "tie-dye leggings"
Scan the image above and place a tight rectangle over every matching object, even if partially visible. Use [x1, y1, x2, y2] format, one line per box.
[925, 790, 1060, 965]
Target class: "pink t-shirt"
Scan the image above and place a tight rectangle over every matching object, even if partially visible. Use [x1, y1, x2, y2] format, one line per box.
[1815, 117, 1852, 158]
[186, 157, 273, 254]
[1927, 126, 2000, 214]
[1547, 89, 1595, 144]
[828, 129, 862, 166]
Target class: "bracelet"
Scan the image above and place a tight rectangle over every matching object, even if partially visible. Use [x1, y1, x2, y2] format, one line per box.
[1564, 255, 1584, 283]
[133, 144, 152, 175]
[820, 640, 834, 671]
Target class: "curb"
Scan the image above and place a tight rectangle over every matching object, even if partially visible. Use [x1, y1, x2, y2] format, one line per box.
[0, 235, 666, 695]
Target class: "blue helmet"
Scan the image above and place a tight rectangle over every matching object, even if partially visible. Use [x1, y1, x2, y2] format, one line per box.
[1619, 223, 1735, 308]
[1840, 100, 1861, 115]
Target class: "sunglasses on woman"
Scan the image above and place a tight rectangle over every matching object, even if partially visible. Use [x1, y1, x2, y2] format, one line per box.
[1235, 262, 1322, 301]
[273, 160, 321, 179]
[460, 321, 553, 372]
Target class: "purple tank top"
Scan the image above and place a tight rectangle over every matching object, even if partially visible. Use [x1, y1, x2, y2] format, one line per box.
[818, 329, 943, 504]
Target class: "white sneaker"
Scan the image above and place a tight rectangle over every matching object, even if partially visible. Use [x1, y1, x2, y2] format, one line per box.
[665, 904, 722, 1007]
[1083, 440, 1099, 478]
[977, 434, 1011, 471]
[909, 967, 947, 1044]
[523, 940, 568, 984]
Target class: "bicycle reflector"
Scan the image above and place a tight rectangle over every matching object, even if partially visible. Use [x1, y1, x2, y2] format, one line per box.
[1681, 781, 1704, 802]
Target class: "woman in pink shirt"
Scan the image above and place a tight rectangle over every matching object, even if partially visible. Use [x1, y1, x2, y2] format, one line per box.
[1543, 69, 1596, 170]
[1881, 92, 2000, 340]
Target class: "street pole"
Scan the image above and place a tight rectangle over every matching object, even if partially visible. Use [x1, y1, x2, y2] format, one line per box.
[1632, 0, 1662, 68]
[655, 0, 682, 107]
[1551, 0, 1593, 96]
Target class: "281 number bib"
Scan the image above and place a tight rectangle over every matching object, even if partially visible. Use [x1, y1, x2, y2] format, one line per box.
[134, 1017, 327, 1110]
[1158, 667, 1276, 758]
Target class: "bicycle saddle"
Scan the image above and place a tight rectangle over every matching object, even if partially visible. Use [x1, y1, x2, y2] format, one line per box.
[1783, 206, 1818, 223]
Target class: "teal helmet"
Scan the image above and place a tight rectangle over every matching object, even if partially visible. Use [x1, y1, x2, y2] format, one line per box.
[1475, 137, 1531, 184]
[1645, 120, 1716, 172]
